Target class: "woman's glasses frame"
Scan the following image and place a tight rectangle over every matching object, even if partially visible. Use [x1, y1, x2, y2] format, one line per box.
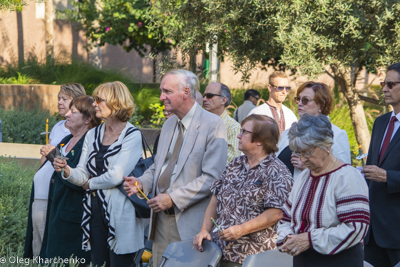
[294, 96, 314, 105]
[92, 96, 107, 105]
[292, 147, 316, 159]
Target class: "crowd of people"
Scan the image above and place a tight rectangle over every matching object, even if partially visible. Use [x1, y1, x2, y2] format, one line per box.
[22, 62, 400, 267]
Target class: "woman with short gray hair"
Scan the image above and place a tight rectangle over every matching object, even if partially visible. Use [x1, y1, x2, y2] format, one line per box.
[277, 114, 370, 267]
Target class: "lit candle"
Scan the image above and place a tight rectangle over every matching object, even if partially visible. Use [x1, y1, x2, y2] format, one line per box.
[135, 181, 149, 201]
[46, 118, 49, 144]
[211, 217, 222, 232]
[60, 143, 65, 176]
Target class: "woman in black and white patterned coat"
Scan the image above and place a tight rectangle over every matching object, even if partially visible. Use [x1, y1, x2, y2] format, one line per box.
[54, 81, 144, 267]
[193, 114, 293, 267]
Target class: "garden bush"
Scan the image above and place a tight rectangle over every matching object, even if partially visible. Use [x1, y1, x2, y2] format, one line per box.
[0, 160, 35, 256]
[0, 106, 58, 144]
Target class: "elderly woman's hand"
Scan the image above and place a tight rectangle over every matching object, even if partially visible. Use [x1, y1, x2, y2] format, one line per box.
[40, 144, 56, 157]
[193, 230, 212, 252]
[291, 154, 305, 171]
[219, 225, 244, 241]
[281, 233, 310, 256]
[53, 158, 70, 177]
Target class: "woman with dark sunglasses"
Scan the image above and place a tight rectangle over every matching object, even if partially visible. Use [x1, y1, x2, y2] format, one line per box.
[276, 81, 351, 179]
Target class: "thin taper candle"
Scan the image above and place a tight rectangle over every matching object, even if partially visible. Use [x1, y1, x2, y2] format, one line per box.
[135, 182, 149, 201]
[211, 217, 222, 232]
[46, 118, 49, 144]
[358, 145, 365, 166]
[60, 143, 65, 177]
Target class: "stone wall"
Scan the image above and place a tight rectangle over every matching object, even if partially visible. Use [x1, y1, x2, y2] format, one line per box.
[0, 84, 60, 113]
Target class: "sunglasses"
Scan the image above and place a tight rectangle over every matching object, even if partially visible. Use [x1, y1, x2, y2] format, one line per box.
[203, 93, 224, 99]
[294, 96, 314, 105]
[92, 96, 107, 104]
[292, 147, 316, 159]
[271, 84, 291, 91]
[380, 81, 400, 89]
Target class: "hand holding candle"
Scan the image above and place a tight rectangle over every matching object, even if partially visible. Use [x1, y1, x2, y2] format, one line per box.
[135, 181, 149, 201]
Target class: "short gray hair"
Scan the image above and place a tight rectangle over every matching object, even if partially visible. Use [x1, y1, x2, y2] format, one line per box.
[165, 69, 199, 99]
[219, 83, 231, 107]
[288, 114, 334, 152]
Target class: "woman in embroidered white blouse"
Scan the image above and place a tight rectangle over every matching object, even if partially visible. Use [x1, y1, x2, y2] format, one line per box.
[277, 114, 370, 267]
[54, 81, 144, 267]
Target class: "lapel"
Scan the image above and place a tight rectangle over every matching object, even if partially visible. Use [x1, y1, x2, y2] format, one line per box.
[154, 116, 177, 182]
[379, 115, 400, 166]
[173, 106, 202, 178]
[371, 113, 390, 165]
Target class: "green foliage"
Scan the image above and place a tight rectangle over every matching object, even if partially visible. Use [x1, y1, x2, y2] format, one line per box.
[0, 55, 140, 96]
[60, 0, 172, 56]
[132, 88, 162, 120]
[129, 106, 144, 127]
[0, 0, 26, 12]
[0, 160, 36, 255]
[149, 103, 165, 127]
[0, 106, 58, 144]
[151, 0, 400, 82]
[0, 72, 38, 85]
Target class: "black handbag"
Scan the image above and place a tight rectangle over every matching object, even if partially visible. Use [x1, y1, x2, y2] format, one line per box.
[117, 128, 154, 218]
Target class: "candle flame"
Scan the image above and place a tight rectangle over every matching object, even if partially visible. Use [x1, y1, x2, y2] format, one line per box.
[135, 181, 138, 186]
[359, 145, 362, 148]
[211, 217, 213, 220]
[46, 118, 49, 123]
[60, 143, 65, 147]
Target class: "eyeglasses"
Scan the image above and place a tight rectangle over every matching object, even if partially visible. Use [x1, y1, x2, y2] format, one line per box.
[240, 128, 253, 135]
[294, 96, 314, 105]
[380, 81, 400, 89]
[252, 95, 260, 100]
[92, 96, 106, 104]
[203, 93, 224, 99]
[292, 147, 316, 158]
[271, 84, 291, 91]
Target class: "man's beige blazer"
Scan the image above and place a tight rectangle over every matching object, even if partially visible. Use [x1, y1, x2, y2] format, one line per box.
[139, 103, 228, 240]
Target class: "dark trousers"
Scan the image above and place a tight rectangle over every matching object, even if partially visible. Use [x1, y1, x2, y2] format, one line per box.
[90, 194, 136, 267]
[365, 228, 400, 267]
[293, 243, 363, 267]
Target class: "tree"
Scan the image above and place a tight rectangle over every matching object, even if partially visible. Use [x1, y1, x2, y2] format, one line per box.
[272, 0, 400, 154]
[63, 0, 172, 80]
[150, 0, 400, 153]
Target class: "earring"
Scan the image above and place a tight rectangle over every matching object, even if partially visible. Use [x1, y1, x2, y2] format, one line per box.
[318, 109, 321, 113]
[327, 150, 330, 154]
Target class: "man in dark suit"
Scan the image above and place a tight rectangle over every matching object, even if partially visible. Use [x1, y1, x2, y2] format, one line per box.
[363, 62, 400, 267]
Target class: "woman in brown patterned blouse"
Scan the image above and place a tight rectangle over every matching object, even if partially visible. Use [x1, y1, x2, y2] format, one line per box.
[193, 114, 293, 267]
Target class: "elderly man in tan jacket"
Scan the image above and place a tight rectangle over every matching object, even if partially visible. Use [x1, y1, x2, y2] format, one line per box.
[124, 69, 228, 266]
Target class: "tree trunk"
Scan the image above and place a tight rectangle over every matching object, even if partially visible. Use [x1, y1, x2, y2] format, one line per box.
[45, 0, 54, 64]
[334, 71, 371, 155]
[153, 55, 157, 83]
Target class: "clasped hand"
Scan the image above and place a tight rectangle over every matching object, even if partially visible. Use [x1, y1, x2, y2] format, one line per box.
[281, 233, 310, 257]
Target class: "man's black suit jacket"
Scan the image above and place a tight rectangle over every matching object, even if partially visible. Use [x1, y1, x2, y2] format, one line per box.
[365, 112, 400, 249]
